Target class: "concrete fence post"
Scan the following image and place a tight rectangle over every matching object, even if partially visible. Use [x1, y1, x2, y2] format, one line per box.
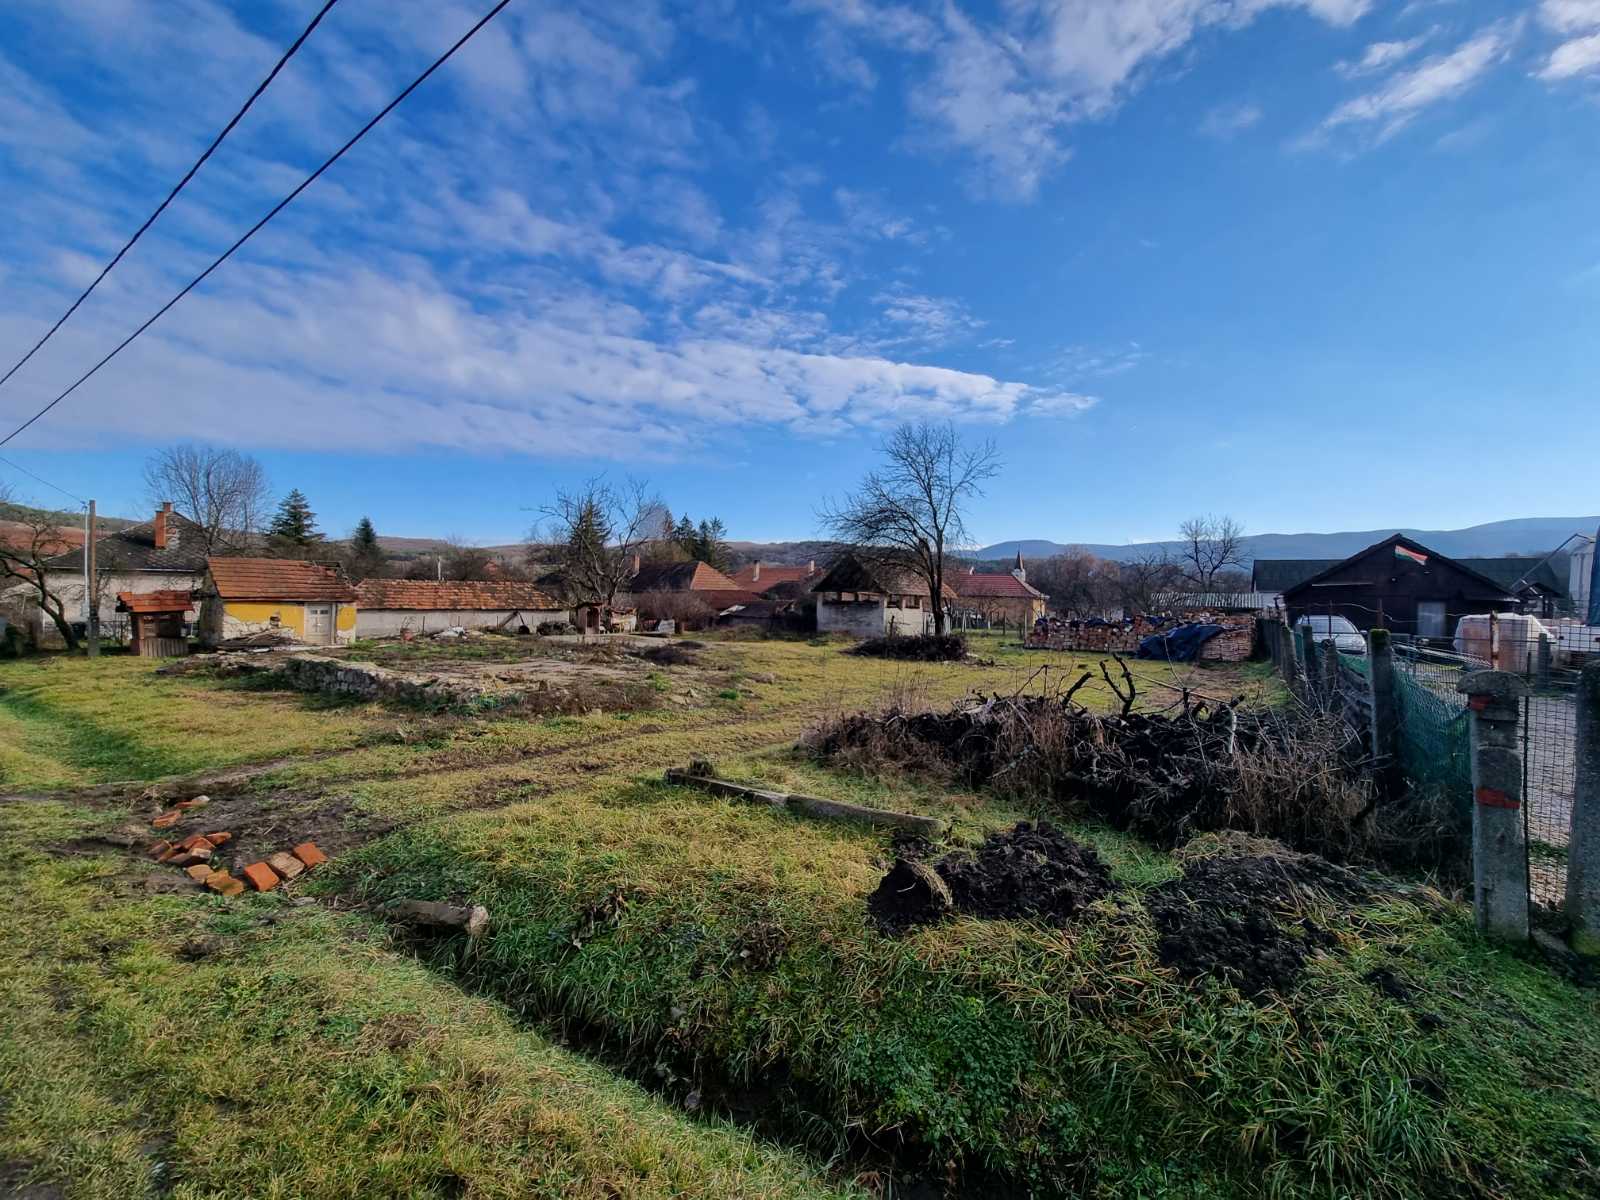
[1319, 638, 1339, 707]
[1278, 621, 1297, 690]
[1536, 634, 1552, 689]
[1565, 661, 1600, 956]
[1457, 670, 1530, 943]
[1367, 628, 1400, 800]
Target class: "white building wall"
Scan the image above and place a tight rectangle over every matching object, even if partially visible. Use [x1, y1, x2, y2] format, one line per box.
[1572, 540, 1595, 620]
[27, 569, 202, 645]
[355, 607, 569, 637]
[816, 597, 935, 636]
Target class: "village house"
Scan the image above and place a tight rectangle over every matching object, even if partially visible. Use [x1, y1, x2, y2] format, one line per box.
[810, 552, 947, 636]
[1256, 534, 1518, 639]
[623, 558, 748, 629]
[950, 553, 1047, 628]
[730, 561, 819, 593]
[354, 579, 566, 637]
[25, 503, 209, 645]
[199, 557, 358, 647]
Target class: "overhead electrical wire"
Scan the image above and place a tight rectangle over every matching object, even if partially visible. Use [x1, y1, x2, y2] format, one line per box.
[0, 454, 88, 507]
[0, 0, 515, 449]
[0, 0, 343, 393]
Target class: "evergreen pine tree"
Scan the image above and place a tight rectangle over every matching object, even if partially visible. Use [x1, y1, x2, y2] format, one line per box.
[695, 517, 730, 570]
[267, 489, 323, 550]
[346, 516, 385, 579]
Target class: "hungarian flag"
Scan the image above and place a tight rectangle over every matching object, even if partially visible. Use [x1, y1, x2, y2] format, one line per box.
[1394, 544, 1428, 566]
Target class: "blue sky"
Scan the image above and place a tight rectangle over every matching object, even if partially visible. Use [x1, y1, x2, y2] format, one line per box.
[1, 0, 1597, 548]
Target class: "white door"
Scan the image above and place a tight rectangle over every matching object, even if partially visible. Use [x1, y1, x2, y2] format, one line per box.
[1416, 601, 1446, 640]
[305, 604, 333, 645]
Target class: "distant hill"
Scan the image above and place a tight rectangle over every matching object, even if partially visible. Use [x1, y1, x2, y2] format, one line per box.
[968, 516, 1600, 566]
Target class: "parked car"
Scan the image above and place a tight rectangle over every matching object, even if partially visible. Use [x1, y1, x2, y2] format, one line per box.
[1294, 614, 1366, 654]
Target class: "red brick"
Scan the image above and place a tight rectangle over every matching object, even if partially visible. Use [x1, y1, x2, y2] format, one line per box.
[205, 871, 245, 897]
[148, 840, 174, 860]
[151, 811, 183, 829]
[267, 852, 305, 881]
[178, 834, 214, 851]
[290, 842, 329, 869]
[185, 864, 212, 883]
[160, 846, 189, 863]
[203, 831, 232, 846]
[174, 795, 210, 810]
[241, 862, 281, 892]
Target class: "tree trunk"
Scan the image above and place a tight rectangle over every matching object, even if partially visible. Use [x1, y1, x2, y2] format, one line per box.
[41, 589, 78, 651]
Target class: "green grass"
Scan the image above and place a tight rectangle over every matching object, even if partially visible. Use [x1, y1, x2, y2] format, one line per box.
[0, 655, 393, 790]
[0, 833, 858, 1199]
[338, 763, 1600, 1197]
[7, 638, 1595, 1198]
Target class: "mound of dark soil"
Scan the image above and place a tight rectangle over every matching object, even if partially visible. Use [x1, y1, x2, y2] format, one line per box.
[1146, 854, 1373, 998]
[868, 821, 1114, 934]
[636, 643, 699, 666]
[848, 633, 967, 662]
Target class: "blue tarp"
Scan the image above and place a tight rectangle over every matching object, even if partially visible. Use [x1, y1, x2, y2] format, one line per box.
[1136, 622, 1225, 662]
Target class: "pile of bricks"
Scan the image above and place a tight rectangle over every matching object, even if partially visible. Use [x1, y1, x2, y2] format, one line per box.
[146, 794, 330, 897]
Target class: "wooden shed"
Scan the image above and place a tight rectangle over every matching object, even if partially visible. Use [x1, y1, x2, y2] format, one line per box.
[116, 589, 194, 657]
[1276, 534, 1517, 640]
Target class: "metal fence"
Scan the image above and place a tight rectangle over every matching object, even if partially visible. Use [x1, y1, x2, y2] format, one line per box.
[1523, 671, 1580, 908]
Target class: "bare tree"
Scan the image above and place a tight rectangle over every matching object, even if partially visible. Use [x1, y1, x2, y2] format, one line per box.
[1030, 547, 1120, 618]
[1176, 514, 1246, 590]
[0, 485, 81, 650]
[1115, 548, 1183, 615]
[538, 477, 660, 610]
[143, 444, 269, 554]
[820, 421, 1000, 636]
[440, 537, 495, 581]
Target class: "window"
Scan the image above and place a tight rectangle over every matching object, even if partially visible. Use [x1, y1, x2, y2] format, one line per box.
[887, 595, 901, 608]
[908, 596, 920, 609]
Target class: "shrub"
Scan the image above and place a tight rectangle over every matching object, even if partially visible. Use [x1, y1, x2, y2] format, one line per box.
[847, 633, 967, 661]
[536, 621, 577, 636]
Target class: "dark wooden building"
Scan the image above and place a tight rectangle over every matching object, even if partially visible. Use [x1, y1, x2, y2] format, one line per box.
[1269, 534, 1517, 639]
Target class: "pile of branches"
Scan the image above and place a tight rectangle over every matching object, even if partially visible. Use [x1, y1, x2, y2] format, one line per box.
[809, 660, 1380, 859]
[847, 632, 967, 661]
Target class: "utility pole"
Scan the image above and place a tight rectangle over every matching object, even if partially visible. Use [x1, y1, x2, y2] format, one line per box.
[85, 499, 100, 657]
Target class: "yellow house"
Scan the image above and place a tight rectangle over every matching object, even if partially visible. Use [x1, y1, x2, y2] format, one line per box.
[201, 557, 358, 647]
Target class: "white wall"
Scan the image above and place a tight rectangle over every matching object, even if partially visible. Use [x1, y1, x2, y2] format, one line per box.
[816, 597, 934, 636]
[25, 569, 202, 645]
[1572, 541, 1595, 619]
[355, 607, 568, 637]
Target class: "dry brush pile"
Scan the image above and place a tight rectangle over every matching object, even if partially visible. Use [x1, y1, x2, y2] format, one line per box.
[808, 664, 1394, 862]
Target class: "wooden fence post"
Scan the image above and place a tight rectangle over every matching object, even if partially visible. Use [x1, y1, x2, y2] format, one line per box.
[1457, 670, 1530, 943]
[1298, 625, 1318, 698]
[1279, 620, 1297, 690]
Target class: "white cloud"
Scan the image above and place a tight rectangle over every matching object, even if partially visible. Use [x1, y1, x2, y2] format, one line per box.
[1539, 1, 1600, 34]
[800, 0, 1373, 199]
[1334, 35, 1429, 78]
[1540, 31, 1600, 78]
[1199, 101, 1263, 138]
[1320, 24, 1516, 141]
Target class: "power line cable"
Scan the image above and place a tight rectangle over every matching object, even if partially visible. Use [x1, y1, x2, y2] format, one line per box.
[0, 0, 515, 449]
[0, 0, 342, 394]
[0, 454, 87, 507]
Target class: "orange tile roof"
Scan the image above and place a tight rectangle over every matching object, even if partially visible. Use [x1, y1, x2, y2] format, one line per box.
[951, 571, 1046, 599]
[731, 563, 819, 593]
[355, 579, 561, 611]
[116, 589, 195, 614]
[207, 557, 358, 602]
[628, 560, 742, 593]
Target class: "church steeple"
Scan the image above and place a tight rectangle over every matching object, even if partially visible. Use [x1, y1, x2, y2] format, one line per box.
[1012, 551, 1026, 583]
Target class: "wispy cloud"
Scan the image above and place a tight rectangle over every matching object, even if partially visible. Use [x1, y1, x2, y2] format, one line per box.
[1198, 101, 1263, 139]
[797, 0, 1373, 200]
[1334, 34, 1431, 78]
[1317, 23, 1517, 144]
[1536, 1, 1600, 79]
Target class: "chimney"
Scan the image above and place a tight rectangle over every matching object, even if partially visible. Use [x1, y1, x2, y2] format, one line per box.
[153, 501, 172, 550]
[631, 552, 642, 574]
[806, 560, 815, 574]
[751, 562, 761, 582]
[968, 565, 976, 575]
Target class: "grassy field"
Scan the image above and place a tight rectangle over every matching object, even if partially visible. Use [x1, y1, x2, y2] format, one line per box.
[2, 633, 1597, 1198]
